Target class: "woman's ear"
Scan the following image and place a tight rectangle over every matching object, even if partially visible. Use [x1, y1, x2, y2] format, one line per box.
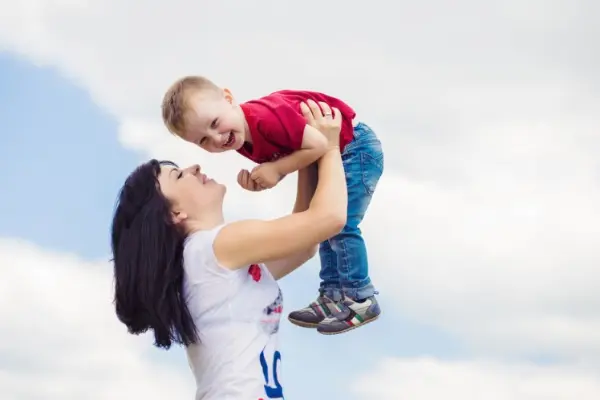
[171, 210, 188, 225]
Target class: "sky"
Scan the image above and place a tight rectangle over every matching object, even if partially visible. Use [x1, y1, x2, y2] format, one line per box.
[0, 0, 599, 399]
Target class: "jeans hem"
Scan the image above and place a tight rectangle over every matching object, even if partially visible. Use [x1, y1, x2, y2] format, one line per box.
[320, 282, 377, 301]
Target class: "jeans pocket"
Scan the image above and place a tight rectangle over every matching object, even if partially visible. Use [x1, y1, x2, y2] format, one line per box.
[360, 150, 384, 195]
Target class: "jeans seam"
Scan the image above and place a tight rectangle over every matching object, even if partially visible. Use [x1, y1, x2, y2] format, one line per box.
[360, 152, 384, 196]
[319, 241, 338, 285]
[337, 237, 350, 284]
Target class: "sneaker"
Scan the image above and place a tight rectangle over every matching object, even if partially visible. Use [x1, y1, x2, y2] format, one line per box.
[316, 296, 381, 335]
[288, 291, 341, 328]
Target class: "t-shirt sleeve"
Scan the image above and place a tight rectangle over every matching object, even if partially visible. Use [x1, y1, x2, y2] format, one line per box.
[256, 101, 306, 151]
[183, 225, 242, 284]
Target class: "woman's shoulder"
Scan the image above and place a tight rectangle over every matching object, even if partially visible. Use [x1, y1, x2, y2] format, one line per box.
[183, 224, 225, 260]
[183, 224, 237, 279]
[185, 224, 224, 246]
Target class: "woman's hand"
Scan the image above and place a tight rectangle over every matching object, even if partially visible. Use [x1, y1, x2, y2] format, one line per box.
[300, 100, 342, 148]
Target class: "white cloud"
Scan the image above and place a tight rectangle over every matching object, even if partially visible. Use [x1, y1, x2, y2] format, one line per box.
[353, 357, 600, 400]
[361, 114, 600, 360]
[0, 238, 194, 399]
[0, 0, 599, 397]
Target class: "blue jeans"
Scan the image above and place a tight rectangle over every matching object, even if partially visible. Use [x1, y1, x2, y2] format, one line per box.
[319, 122, 384, 301]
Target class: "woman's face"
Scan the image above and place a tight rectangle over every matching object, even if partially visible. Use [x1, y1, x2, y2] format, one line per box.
[157, 163, 226, 224]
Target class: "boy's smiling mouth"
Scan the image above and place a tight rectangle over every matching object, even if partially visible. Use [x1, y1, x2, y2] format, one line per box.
[222, 132, 235, 148]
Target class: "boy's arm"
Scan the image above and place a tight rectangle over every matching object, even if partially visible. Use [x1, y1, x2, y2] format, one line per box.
[273, 125, 327, 176]
[250, 125, 327, 188]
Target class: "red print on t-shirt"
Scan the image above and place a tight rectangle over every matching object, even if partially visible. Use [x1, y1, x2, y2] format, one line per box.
[249, 264, 262, 282]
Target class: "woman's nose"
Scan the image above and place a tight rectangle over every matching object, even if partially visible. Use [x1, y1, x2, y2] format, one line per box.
[187, 164, 200, 175]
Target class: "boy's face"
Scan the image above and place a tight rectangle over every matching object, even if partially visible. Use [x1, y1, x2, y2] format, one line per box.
[183, 89, 247, 153]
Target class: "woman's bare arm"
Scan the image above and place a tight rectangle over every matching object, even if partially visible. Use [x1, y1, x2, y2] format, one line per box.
[264, 164, 320, 279]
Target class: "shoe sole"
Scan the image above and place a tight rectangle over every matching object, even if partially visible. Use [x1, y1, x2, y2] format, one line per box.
[287, 316, 320, 329]
[317, 314, 380, 335]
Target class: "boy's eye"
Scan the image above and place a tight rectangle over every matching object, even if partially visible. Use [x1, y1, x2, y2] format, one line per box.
[211, 119, 218, 128]
[177, 171, 183, 179]
[199, 137, 207, 145]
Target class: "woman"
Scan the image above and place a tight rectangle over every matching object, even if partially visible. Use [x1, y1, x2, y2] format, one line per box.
[110, 100, 347, 399]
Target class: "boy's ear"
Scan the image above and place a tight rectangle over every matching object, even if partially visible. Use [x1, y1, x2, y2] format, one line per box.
[223, 88, 234, 104]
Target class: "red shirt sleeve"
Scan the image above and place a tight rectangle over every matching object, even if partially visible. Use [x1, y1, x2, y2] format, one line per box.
[250, 97, 307, 151]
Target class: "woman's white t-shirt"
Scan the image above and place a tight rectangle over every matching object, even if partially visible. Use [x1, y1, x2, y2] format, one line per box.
[182, 225, 284, 400]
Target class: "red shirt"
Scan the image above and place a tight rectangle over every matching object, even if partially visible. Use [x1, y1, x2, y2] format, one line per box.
[238, 90, 356, 164]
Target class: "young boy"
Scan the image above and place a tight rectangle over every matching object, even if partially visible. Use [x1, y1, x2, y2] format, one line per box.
[161, 76, 384, 335]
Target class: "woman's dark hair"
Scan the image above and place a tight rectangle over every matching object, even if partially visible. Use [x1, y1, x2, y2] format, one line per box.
[110, 159, 198, 350]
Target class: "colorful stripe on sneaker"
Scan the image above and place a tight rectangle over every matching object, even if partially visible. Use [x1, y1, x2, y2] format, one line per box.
[310, 300, 331, 318]
[344, 312, 365, 327]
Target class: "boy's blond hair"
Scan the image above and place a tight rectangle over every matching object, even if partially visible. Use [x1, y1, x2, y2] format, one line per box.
[161, 76, 220, 136]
